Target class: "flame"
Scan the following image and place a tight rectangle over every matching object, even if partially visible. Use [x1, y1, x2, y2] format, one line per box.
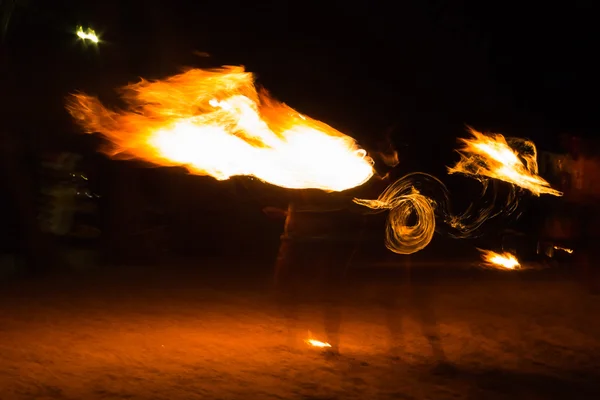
[553, 245, 574, 254]
[354, 127, 563, 254]
[305, 339, 332, 348]
[67, 66, 374, 192]
[305, 331, 332, 348]
[68, 69, 559, 256]
[448, 127, 562, 197]
[478, 249, 520, 270]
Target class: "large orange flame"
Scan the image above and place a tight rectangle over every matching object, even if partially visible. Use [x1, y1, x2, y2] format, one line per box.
[67, 66, 375, 192]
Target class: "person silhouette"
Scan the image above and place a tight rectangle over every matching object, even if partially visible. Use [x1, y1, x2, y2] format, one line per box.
[270, 191, 362, 356]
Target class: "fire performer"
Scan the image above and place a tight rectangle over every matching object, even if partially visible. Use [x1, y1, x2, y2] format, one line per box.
[368, 165, 448, 366]
[267, 189, 366, 356]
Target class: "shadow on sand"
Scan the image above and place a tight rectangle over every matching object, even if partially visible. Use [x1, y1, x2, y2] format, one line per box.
[433, 366, 600, 399]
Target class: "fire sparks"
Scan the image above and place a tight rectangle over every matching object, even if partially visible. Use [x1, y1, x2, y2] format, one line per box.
[67, 66, 374, 192]
[76, 26, 99, 43]
[478, 249, 520, 270]
[554, 246, 574, 254]
[448, 127, 562, 197]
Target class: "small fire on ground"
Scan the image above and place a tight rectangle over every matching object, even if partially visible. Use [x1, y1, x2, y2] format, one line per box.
[305, 332, 331, 348]
[306, 339, 331, 348]
[478, 249, 521, 270]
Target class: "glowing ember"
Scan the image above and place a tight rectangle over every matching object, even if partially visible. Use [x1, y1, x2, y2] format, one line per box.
[478, 249, 520, 270]
[67, 66, 374, 192]
[305, 339, 332, 348]
[76, 26, 99, 43]
[554, 246, 574, 254]
[448, 127, 562, 197]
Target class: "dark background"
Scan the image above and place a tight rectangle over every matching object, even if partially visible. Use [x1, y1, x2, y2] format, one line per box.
[4, 1, 598, 144]
[1, 0, 598, 266]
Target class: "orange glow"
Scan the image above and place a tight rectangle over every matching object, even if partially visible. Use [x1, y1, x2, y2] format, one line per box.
[67, 66, 374, 192]
[478, 249, 520, 270]
[448, 127, 562, 197]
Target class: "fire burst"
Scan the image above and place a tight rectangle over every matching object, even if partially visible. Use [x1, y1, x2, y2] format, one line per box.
[448, 127, 562, 197]
[478, 249, 521, 270]
[67, 66, 374, 192]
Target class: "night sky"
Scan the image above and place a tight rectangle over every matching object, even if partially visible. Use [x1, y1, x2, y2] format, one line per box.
[2, 0, 598, 160]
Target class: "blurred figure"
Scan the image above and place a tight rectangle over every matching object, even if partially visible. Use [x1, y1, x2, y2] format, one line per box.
[379, 256, 448, 366]
[269, 191, 363, 356]
[372, 125, 400, 169]
[375, 164, 448, 367]
[561, 134, 600, 294]
[0, 130, 60, 275]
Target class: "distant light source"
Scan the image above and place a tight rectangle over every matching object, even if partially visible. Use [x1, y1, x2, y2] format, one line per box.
[76, 26, 99, 43]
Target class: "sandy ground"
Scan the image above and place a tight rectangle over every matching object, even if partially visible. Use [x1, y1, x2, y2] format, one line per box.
[1, 264, 599, 400]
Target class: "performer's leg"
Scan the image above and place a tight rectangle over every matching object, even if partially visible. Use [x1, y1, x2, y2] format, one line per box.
[274, 238, 301, 348]
[381, 258, 407, 359]
[408, 257, 447, 364]
[320, 243, 350, 355]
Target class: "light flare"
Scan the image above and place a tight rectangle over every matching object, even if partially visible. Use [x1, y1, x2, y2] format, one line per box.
[67, 66, 374, 192]
[76, 26, 99, 43]
[478, 249, 520, 270]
